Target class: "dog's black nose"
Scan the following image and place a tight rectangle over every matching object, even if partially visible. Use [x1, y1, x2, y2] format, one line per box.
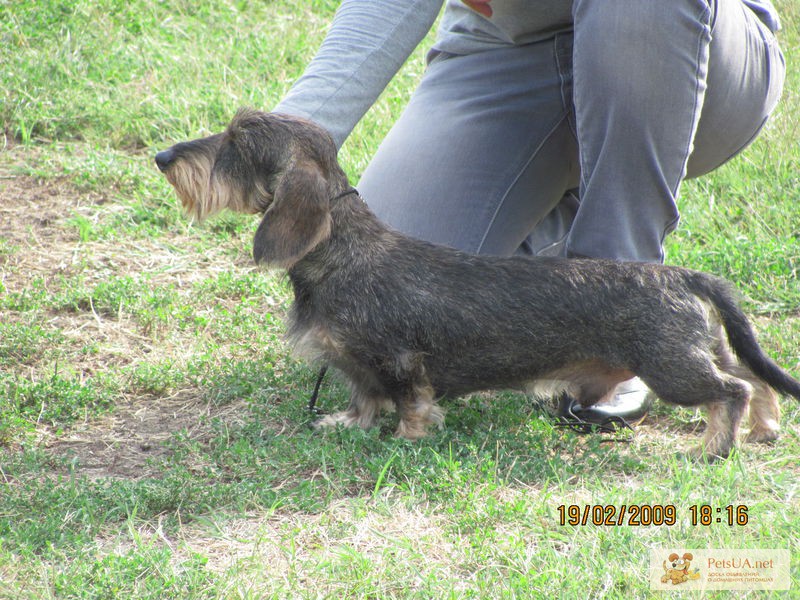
[154, 149, 175, 172]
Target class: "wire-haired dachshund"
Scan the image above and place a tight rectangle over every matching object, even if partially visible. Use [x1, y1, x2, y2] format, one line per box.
[155, 108, 800, 460]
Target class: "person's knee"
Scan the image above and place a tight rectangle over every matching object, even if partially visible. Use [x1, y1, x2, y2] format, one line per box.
[573, 0, 714, 111]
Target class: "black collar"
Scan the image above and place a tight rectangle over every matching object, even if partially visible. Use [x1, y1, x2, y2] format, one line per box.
[330, 186, 360, 202]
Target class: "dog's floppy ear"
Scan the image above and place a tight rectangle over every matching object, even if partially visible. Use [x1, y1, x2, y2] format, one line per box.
[253, 161, 332, 268]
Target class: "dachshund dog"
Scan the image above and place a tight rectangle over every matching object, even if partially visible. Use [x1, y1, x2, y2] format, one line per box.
[155, 109, 800, 460]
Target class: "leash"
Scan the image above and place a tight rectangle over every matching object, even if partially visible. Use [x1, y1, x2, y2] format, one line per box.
[307, 365, 328, 417]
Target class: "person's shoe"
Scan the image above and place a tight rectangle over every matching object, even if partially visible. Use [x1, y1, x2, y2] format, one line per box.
[557, 377, 654, 426]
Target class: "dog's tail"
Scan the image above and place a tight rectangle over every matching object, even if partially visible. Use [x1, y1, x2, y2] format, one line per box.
[688, 271, 800, 400]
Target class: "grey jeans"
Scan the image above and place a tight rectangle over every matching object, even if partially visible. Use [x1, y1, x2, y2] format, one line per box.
[357, 0, 785, 262]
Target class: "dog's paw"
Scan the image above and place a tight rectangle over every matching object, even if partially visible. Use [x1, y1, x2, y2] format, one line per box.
[745, 423, 780, 444]
[686, 444, 732, 463]
[394, 404, 445, 440]
[313, 411, 359, 431]
[394, 420, 429, 440]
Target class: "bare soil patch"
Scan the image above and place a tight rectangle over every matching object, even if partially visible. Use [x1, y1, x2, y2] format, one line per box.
[44, 393, 249, 480]
[0, 172, 258, 479]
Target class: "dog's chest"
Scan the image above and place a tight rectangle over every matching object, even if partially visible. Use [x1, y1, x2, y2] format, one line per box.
[289, 318, 344, 362]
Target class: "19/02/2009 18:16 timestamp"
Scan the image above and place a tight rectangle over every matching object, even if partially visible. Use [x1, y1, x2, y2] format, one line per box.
[557, 504, 749, 526]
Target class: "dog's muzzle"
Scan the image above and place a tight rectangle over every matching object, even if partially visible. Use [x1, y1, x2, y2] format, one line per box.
[154, 149, 176, 173]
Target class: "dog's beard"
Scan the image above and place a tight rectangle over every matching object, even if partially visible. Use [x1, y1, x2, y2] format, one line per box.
[165, 159, 256, 221]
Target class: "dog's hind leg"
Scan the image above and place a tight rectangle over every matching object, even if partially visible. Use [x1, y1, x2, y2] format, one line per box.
[698, 393, 750, 460]
[638, 351, 751, 460]
[710, 323, 781, 444]
[744, 383, 781, 444]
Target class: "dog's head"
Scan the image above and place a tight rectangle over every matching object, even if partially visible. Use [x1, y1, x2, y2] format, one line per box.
[667, 553, 693, 572]
[155, 109, 346, 268]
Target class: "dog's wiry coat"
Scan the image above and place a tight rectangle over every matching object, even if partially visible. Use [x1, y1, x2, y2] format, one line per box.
[156, 109, 800, 460]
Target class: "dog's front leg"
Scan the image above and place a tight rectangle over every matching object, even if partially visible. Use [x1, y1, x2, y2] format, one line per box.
[393, 378, 445, 440]
[314, 385, 391, 432]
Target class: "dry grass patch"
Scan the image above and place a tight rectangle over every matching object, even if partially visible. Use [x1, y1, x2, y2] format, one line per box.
[45, 393, 251, 480]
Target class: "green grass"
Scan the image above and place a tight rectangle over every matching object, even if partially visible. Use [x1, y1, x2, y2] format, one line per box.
[1, 1, 799, 598]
